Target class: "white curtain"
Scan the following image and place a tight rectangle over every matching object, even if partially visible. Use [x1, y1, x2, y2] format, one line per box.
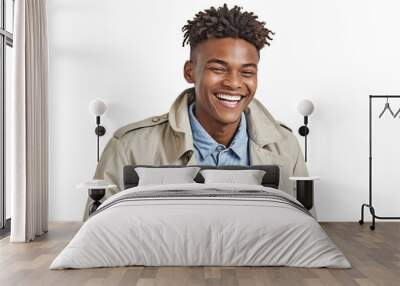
[10, 0, 49, 242]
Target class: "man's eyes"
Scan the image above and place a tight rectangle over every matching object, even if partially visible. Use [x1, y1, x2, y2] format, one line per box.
[241, 70, 257, 77]
[208, 66, 257, 77]
[209, 66, 226, 73]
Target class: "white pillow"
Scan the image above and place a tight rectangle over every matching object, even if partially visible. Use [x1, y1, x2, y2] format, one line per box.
[200, 169, 266, 185]
[135, 167, 201, 186]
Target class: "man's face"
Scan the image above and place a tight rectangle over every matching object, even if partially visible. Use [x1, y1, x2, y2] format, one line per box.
[184, 37, 259, 126]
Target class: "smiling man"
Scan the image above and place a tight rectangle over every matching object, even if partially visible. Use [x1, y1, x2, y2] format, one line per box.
[84, 4, 308, 220]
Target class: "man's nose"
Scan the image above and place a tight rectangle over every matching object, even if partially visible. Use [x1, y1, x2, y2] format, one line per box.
[222, 71, 243, 90]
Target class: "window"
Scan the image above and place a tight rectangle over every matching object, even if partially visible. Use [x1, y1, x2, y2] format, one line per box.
[0, 0, 14, 235]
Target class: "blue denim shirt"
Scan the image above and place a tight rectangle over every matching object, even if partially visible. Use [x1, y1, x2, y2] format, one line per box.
[188, 102, 250, 166]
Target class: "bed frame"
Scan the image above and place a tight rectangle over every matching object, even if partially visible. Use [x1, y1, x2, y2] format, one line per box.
[123, 165, 280, 190]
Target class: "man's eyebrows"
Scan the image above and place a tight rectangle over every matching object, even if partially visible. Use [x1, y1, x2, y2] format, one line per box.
[206, 58, 257, 68]
[206, 58, 228, 66]
[242, 63, 258, 69]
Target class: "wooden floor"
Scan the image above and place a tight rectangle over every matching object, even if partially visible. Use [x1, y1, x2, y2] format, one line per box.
[0, 222, 399, 286]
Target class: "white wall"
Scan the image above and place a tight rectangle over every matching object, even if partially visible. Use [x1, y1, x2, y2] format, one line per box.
[47, 0, 400, 221]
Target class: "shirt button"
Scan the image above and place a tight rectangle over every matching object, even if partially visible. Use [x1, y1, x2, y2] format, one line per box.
[152, 117, 160, 122]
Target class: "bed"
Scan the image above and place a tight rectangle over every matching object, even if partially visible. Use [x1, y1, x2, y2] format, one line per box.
[50, 165, 350, 269]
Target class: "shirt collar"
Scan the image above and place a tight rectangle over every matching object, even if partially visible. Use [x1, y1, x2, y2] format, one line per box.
[188, 102, 248, 160]
[229, 112, 248, 159]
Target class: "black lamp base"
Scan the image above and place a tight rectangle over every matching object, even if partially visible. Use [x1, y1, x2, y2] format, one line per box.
[296, 181, 314, 210]
[88, 188, 105, 215]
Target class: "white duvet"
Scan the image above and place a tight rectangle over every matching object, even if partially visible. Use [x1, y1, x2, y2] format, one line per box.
[50, 183, 351, 269]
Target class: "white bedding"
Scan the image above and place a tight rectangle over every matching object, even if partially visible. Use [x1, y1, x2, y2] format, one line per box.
[50, 183, 351, 269]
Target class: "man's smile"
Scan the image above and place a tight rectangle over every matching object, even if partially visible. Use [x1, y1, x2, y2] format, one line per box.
[213, 92, 246, 109]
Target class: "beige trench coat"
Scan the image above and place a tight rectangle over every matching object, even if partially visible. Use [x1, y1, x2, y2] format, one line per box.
[83, 88, 308, 220]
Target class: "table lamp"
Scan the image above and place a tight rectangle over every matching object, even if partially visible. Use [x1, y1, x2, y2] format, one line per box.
[89, 98, 107, 162]
[297, 99, 315, 162]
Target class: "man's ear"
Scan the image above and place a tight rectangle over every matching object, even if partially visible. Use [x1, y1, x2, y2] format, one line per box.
[183, 60, 195, 84]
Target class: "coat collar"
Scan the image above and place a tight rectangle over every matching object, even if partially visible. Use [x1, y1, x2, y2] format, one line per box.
[167, 87, 287, 164]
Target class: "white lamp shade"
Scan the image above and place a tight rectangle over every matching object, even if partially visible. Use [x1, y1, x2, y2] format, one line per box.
[297, 99, 315, 116]
[89, 98, 107, 116]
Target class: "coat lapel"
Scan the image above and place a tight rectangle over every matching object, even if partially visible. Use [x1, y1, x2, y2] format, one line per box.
[249, 140, 286, 167]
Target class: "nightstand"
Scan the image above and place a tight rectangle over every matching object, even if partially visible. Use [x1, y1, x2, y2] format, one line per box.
[77, 180, 116, 215]
[289, 176, 320, 210]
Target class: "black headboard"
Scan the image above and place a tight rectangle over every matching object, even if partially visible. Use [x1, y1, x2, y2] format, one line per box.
[123, 165, 280, 189]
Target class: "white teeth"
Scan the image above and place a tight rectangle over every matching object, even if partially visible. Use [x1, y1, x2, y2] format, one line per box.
[215, 94, 242, 101]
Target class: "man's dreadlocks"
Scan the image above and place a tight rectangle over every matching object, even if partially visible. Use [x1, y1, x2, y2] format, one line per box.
[182, 4, 274, 52]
